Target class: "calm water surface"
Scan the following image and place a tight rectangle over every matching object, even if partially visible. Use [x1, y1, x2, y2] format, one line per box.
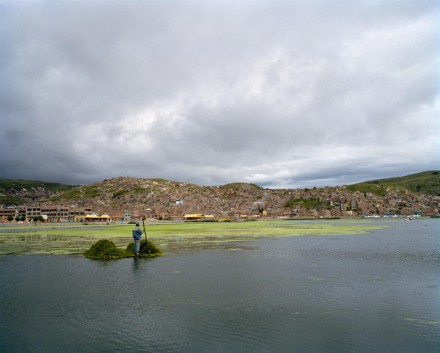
[0, 219, 439, 353]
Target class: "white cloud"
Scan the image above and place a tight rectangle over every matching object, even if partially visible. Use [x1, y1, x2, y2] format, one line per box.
[0, 0, 438, 187]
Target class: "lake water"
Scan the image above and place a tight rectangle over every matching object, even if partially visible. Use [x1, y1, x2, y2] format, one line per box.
[0, 219, 439, 353]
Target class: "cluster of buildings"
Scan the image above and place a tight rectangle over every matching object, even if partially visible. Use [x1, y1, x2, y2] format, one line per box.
[282, 187, 438, 218]
[1, 178, 439, 224]
[0, 205, 137, 223]
[0, 206, 91, 223]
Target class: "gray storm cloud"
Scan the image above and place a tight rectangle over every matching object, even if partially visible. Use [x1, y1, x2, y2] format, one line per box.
[0, 0, 439, 187]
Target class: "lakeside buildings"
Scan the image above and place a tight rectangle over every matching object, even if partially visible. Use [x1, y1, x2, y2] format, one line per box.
[1, 181, 438, 223]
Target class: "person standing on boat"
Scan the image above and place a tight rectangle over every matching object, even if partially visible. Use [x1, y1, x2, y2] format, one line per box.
[132, 222, 143, 255]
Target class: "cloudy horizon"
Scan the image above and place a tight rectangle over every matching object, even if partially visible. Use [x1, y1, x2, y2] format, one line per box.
[1, 0, 439, 189]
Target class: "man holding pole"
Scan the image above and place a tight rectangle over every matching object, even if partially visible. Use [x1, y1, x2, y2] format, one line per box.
[132, 222, 143, 256]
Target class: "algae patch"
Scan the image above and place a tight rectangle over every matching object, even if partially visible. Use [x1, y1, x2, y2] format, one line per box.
[85, 239, 162, 260]
[404, 317, 439, 326]
[0, 220, 389, 255]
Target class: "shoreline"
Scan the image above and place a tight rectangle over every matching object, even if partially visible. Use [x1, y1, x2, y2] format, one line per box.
[1, 218, 432, 256]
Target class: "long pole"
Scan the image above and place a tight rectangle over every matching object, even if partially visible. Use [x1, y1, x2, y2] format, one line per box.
[142, 216, 148, 254]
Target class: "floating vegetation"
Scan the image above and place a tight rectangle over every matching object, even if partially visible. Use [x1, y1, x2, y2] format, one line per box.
[126, 239, 162, 258]
[84, 239, 130, 260]
[0, 219, 388, 256]
[404, 317, 439, 326]
[84, 239, 162, 260]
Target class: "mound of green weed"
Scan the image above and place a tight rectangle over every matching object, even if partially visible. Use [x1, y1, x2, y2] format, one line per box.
[84, 239, 130, 260]
[126, 239, 162, 258]
[84, 239, 162, 260]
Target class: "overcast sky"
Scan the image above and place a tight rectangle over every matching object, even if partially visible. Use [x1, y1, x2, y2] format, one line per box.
[0, 0, 439, 188]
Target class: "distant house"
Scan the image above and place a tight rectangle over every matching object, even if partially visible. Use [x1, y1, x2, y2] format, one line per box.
[184, 214, 203, 221]
[183, 214, 214, 221]
[74, 214, 110, 223]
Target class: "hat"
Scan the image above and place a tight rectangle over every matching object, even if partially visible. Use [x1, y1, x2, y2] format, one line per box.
[135, 222, 139, 226]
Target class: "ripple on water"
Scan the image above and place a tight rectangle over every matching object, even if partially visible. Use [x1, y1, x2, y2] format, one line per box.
[1, 221, 439, 353]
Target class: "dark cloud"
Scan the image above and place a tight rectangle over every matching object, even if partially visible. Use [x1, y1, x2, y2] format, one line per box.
[0, 0, 438, 187]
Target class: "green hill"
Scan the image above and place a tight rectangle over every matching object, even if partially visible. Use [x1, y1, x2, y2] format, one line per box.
[0, 178, 76, 192]
[1, 171, 438, 208]
[0, 178, 77, 206]
[220, 182, 262, 191]
[347, 171, 440, 196]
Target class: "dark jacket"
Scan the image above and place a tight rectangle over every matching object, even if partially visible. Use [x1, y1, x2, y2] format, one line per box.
[132, 227, 142, 240]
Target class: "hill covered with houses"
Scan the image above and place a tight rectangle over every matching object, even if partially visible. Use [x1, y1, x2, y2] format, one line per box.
[0, 171, 439, 222]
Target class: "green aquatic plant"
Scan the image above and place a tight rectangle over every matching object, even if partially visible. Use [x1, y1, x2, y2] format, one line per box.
[0, 220, 386, 256]
[126, 239, 162, 258]
[84, 239, 162, 260]
[84, 239, 130, 260]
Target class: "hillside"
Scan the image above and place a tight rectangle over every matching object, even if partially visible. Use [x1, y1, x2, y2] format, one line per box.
[0, 171, 438, 219]
[347, 171, 440, 196]
[46, 177, 274, 216]
[0, 178, 77, 206]
[49, 177, 204, 203]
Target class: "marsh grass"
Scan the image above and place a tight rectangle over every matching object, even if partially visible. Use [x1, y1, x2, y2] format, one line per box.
[0, 220, 386, 255]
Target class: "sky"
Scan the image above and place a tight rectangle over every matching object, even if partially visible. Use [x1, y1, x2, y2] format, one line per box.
[0, 0, 439, 188]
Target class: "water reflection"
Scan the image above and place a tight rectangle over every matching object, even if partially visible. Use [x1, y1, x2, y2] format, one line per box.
[132, 256, 140, 272]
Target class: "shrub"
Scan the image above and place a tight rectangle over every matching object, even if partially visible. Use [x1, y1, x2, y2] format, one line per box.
[285, 197, 330, 211]
[112, 190, 128, 198]
[84, 186, 100, 198]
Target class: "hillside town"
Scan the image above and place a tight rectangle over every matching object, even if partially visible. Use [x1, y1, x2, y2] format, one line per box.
[1, 177, 439, 223]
